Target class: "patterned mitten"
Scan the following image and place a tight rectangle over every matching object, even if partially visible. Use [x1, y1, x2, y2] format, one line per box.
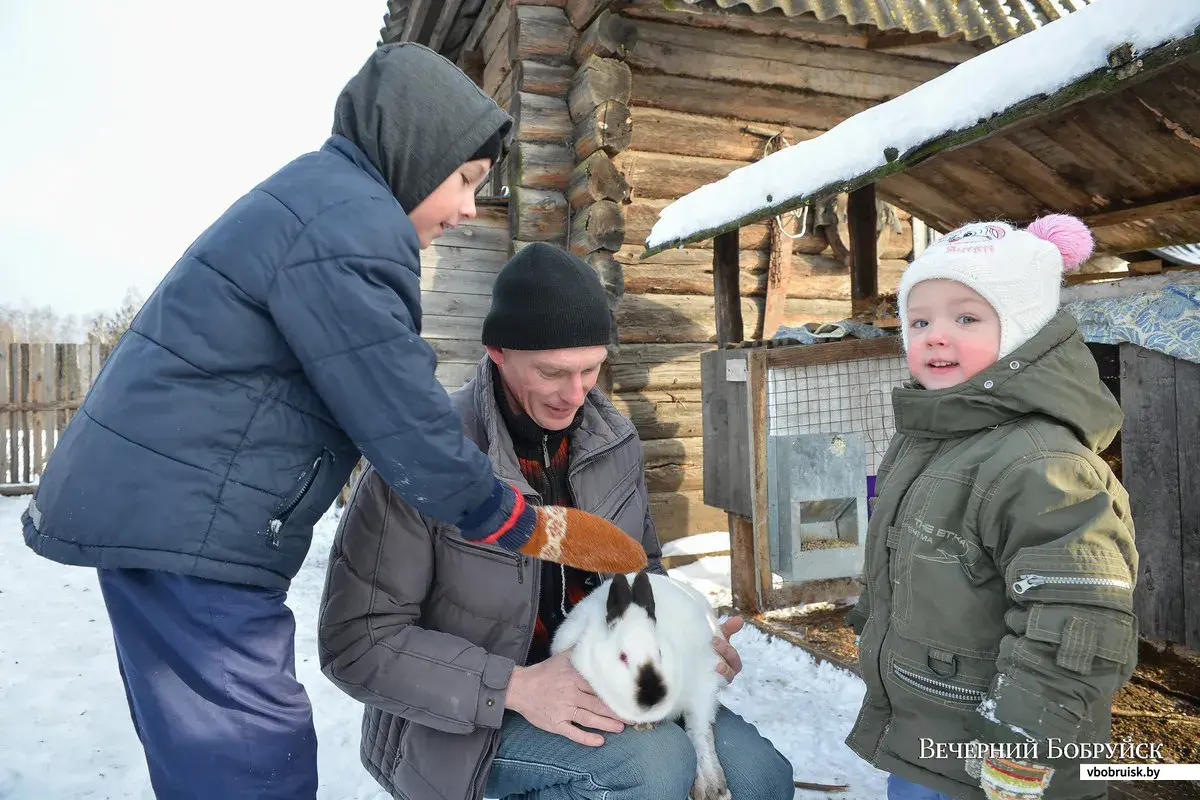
[980, 756, 1054, 800]
[462, 481, 648, 573]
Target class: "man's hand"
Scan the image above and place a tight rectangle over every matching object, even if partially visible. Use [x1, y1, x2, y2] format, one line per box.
[713, 616, 744, 683]
[505, 651, 626, 746]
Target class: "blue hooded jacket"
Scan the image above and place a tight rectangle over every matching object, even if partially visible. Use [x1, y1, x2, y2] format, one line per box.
[23, 44, 515, 589]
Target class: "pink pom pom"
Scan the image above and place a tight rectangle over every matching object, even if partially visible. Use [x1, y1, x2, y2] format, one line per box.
[1026, 214, 1093, 271]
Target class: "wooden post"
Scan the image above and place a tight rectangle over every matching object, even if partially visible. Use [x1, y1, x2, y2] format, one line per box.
[712, 230, 743, 348]
[847, 184, 879, 318]
[763, 214, 793, 340]
[729, 513, 759, 615]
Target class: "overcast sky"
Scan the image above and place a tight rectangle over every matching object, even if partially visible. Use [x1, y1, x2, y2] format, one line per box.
[1, 1, 386, 318]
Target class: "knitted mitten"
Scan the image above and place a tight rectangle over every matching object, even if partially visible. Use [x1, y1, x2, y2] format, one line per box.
[462, 481, 648, 574]
[980, 756, 1054, 800]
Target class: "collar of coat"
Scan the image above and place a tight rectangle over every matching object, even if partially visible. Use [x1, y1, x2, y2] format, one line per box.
[461, 355, 637, 501]
[891, 310, 1122, 454]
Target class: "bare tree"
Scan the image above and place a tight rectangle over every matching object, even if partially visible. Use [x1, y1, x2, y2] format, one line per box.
[0, 302, 82, 342]
[85, 288, 145, 348]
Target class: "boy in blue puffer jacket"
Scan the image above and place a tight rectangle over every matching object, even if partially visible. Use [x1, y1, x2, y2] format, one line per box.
[22, 43, 646, 799]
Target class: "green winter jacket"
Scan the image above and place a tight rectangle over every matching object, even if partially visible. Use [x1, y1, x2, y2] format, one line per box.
[845, 311, 1138, 800]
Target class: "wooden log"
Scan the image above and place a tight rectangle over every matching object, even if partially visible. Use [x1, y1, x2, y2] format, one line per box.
[511, 5, 576, 63]
[436, 361, 480, 391]
[628, 18, 947, 84]
[513, 92, 571, 142]
[586, 250, 625, 303]
[729, 514, 759, 614]
[613, 150, 748, 201]
[641, 434, 702, 468]
[624, 199, 779, 252]
[566, 0, 631, 30]
[481, 2, 513, 64]
[429, 338, 488, 364]
[626, 28, 923, 102]
[510, 186, 568, 242]
[482, 46, 511, 98]
[513, 59, 575, 96]
[427, 0, 469, 53]
[462, 0, 507, 56]
[611, 357, 701, 393]
[621, 0, 867, 49]
[568, 151, 630, 208]
[713, 231, 743, 348]
[648, 489, 728, 543]
[569, 199, 624, 256]
[611, 389, 703, 439]
[494, 71, 515, 111]
[573, 99, 633, 160]
[514, 141, 574, 190]
[457, 47, 485, 87]
[847, 184, 879, 315]
[569, 55, 632, 122]
[575, 9, 638, 63]
[420, 264, 500, 297]
[644, 457, 704, 493]
[630, 106, 820, 161]
[422, 290, 493, 318]
[616, 293, 849, 344]
[631, 71, 871, 130]
[620, 251, 907, 300]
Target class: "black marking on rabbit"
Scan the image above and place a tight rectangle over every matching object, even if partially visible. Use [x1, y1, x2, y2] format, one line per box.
[636, 663, 668, 708]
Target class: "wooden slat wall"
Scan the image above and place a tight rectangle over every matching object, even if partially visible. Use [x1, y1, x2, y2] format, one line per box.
[1, 342, 109, 488]
[422, 203, 511, 390]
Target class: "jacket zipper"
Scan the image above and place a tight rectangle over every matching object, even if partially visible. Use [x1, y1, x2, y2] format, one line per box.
[267, 452, 327, 547]
[892, 664, 987, 704]
[1012, 573, 1132, 595]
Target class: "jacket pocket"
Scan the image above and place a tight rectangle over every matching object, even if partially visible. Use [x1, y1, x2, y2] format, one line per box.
[886, 651, 989, 709]
[266, 449, 330, 548]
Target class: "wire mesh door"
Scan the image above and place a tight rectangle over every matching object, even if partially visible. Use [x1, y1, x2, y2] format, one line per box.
[747, 338, 909, 608]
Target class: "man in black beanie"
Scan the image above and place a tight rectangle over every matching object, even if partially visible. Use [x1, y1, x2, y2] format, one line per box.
[321, 242, 796, 800]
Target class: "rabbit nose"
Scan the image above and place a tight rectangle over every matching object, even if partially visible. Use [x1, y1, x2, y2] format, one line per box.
[635, 664, 667, 709]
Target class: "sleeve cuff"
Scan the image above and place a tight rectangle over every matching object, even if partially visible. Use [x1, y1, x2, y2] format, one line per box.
[476, 653, 515, 729]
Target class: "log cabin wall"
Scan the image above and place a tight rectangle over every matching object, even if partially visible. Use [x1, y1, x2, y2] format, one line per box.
[600, 0, 979, 543]
[466, 0, 982, 543]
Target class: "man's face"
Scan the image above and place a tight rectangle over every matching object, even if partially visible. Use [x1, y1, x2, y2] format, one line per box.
[487, 345, 609, 431]
[407, 158, 491, 249]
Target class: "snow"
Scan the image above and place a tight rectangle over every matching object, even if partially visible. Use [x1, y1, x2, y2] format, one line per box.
[0, 496, 886, 799]
[661, 530, 730, 558]
[645, 0, 1200, 251]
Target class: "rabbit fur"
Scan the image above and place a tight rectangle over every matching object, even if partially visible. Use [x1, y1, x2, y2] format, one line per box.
[550, 569, 730, 800]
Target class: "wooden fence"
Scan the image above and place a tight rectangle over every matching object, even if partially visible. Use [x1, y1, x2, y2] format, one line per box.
[1, 342, 110, 491]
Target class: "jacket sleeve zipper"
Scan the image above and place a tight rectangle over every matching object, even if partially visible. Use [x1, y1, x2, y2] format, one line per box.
[1012, 573, 1132, 595]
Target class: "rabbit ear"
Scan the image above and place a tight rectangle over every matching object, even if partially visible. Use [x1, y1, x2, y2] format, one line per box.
[606, 573, 633, 624]
[632, 570, 656, 621]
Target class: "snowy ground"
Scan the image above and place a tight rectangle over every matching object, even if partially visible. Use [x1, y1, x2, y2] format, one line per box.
[0, 496, 886, 799]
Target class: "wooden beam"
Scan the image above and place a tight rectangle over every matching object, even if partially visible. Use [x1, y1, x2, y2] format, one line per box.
[510, 5, 576, 63]
[569, 199, 624, 255]
[1059, 267, 1200, 303]
[1082, 189, 1200, 229]
[573, 100, 633, 160]
[568, 151, 630, 208]
[763, 215, 792, 339]
[401, 0, 439, 43]
[568, 55, 631, 122]
[461, 0, 505, 54]
[575, 9, 638, 63]
[427, 0, 468, 52]
[513, 59, 575, 96]
[847, 184, 878, 315]
[729, 514, 760, 615]
[713, 230, 743, 348]
[865, 28, 949, 50]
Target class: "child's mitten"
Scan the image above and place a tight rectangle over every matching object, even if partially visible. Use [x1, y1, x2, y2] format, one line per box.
[461, 481, 648, 574]
[979, 756, 1054, 800]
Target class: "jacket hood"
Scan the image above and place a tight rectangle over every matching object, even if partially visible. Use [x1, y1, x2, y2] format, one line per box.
[892, 310, 1122, 453]
[332, 43, 512, 213]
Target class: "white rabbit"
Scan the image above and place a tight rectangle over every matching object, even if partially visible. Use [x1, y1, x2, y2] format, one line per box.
[550, 569, 730, 800]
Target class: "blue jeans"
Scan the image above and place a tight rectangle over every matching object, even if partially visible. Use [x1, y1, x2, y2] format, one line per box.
[484, 704, 794, 800]
[97, 568, 318, 800]
[886, 774, 958, 800]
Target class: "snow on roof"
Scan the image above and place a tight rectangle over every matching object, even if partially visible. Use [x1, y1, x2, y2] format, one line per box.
[644, 0, 1200, 254]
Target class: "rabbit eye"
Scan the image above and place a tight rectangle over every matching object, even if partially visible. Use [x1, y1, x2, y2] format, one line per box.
[619, 652, 628, 664]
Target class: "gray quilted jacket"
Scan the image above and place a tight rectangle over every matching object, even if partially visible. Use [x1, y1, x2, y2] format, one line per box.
[317, 356, 664, 800]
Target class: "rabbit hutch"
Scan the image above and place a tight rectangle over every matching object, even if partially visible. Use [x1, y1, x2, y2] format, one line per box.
[374, 0, 1087, 546]
[656, 2, 1200, 779]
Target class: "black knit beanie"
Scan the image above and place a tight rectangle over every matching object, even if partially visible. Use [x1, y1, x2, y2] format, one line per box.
[482, 243, 612, 350]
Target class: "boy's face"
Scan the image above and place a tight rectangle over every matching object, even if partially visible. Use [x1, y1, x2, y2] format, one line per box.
[408, 158, 492, 249]
[905, 279, 1001, 390]
[486, 345, 609, 431]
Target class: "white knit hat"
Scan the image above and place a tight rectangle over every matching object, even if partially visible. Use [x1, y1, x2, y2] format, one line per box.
[897, 214, 1094, 358]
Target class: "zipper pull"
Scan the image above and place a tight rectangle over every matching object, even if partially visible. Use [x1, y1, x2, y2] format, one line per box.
[1012, 574, 1048, 595]
[267, 518, 282, 548]
[517, 557, 524, 584]
[542, 435, 550, 468]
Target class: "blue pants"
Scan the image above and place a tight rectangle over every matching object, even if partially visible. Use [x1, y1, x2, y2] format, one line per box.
[886, 774, 958, 800]
[484, 704, 795, 800]
[97, 568, 318, 799]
